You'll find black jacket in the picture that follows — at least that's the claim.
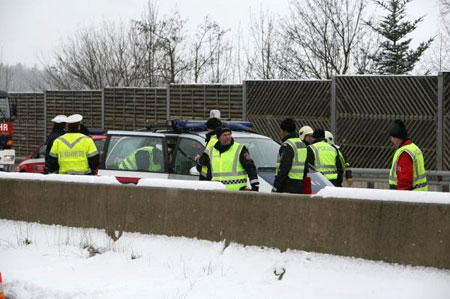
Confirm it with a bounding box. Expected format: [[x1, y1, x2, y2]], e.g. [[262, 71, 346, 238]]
[[200, 138, 259, 190], [196, 130, 218, 181], [273, 132, 304, 194], [304, 138, 343, 187], [44, 126, 66, 172], [46, 127, 99, 174]]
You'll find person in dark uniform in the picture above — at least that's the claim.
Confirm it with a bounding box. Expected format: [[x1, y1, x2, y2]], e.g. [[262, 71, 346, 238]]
[[304, 128, 343, 187], [195, 117, 222, 180], [203, 126, 259, 191], [44, 115, 67, 173], [272, 118, 307, 194]]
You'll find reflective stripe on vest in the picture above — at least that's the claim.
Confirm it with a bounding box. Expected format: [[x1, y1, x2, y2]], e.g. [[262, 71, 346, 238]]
[[276, 137, 307, 180], [50, 133, 98, 175], [201, 135, 218, 177], [309, 141, 338, 180], [389, 143, 428, 191], [209, 142, 247, 190]]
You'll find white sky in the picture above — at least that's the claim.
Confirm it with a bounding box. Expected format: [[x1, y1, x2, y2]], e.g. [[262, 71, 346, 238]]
[[0, 0, 440, 67]]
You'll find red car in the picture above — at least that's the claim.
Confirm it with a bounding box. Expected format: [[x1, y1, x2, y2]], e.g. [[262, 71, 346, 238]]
[[17, 135, 106, 173]]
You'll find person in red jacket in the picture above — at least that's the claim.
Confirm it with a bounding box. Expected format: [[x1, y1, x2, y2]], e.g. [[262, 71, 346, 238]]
[[389, 120, 427, 190]]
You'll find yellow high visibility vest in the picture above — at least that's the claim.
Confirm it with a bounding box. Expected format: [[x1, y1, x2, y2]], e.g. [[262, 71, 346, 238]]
[[389, 143, 428, 191], [49, 133, 98, 174], [209, 142, 247, 190], [309, 141, 338, 180], [276, 137, 307, 180], [119, 146, 162, 172], [201, 135, 218, 177]]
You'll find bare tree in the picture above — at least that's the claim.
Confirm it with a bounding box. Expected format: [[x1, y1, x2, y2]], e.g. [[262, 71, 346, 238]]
[[0, 62, 14, 91], [42, 20, 145, 89], [279, 0, 373, 79], [245, 8, 282, 79], [190, 17, 230, 83]]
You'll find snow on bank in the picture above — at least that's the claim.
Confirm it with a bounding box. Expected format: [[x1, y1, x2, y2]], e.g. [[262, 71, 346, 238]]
[[0, 220, 449, 299], [317, 186, 450, 204], [137, 178, 225, 190], [0, 172, 225, 190]]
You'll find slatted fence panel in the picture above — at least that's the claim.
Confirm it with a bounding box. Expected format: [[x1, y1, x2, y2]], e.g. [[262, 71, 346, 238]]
[[336, 76, 438, 169], [103, 88, 167, 130], [45, 90, 102, 135], [168, 84, 243, 120], [245, 80, 331, 141], [9, 93, 45, 157]]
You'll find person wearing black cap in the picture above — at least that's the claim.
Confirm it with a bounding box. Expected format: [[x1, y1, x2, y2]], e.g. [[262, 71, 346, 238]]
[[195, 117, 222, 180], [202, 125, 259, 191], [388, 120, 427, 191], [272, 118, 307, 194], [44, 115, 67, 174], [304, 128, 343, 187], [47, 114, 99, 175]]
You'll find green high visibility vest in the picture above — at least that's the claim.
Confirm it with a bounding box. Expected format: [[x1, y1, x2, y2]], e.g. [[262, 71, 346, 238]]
[[209, 142, 247, 190], [276, 137, 307, 180], [119, 146, 162, 172], [49, 133, 98, 175], [309, 141, 338, 180], [389, 143, 428, 191], [201, 135, 218, 177]]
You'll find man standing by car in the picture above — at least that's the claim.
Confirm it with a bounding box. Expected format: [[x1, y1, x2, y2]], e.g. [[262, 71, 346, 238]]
[[304, 128, 343, 187], [195, 117, 222, 180], [47, 114, 99, 175], [44, 115, 67, 173], [272, 119, 307, 194], [203, 126, 259, 191], [388, 120, 427, 191]]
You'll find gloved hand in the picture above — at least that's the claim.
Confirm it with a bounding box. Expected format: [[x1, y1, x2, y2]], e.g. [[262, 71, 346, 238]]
[[346, 178, 353, 187], [251, 183, 259, 192], [271, 187, 278, 193]]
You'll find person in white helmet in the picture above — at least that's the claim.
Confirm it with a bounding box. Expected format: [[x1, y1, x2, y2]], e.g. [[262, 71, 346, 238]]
[[299, 125, 314, 146], [325, 131, 353, 187], [44, 115, 67, 173]]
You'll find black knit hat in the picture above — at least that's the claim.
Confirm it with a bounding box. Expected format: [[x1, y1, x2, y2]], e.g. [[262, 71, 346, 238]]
[[390, 120, 408, 139], [216, 126, 232, 138], [280, 118, 296, 133], [206, 117, 222, 130], [312, 128, 325, 139]]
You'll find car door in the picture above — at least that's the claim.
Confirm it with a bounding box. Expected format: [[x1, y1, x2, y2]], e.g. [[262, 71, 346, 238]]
[[169, 136, 204, 181], [97, 131, 169, 181]]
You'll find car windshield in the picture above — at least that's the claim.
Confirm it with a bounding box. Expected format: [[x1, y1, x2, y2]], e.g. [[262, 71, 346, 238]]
[[105, 135, 164, 172], [234, 137, 279, 170]]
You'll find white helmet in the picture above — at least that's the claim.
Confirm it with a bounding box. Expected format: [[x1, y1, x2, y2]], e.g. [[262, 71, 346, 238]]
[[325, 130, 334, 144], [299, 125, 314, 140], [51, 115, 67, 123], [209, 109, 221, 119]]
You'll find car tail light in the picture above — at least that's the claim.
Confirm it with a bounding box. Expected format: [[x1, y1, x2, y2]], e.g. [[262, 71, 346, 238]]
[[6, 140, 13, 146]]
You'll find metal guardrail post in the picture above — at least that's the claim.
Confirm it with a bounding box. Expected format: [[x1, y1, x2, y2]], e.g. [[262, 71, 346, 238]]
[[43, 90, 47, 140], [242, 80, 247, 120], [437, 72, 444, 192], [101, 88, 105, 130], [331, 75, 337, 137], [167, 84, 171, 121]]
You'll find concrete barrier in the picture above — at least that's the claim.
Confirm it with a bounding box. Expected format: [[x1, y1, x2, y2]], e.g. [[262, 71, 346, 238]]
[[1, 178, 449, 269]]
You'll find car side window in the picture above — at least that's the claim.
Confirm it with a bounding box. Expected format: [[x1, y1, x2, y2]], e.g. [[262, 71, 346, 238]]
[[38, 145, 47, 157], [105, 135, 165, 173], [173, 138, 204, 175]]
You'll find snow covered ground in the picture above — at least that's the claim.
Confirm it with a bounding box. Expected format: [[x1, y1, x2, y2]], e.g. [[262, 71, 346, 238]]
[[1, 220, 449, 299]]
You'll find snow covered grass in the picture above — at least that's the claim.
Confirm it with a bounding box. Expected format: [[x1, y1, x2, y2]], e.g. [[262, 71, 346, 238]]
[[0, 219, 449, 299]]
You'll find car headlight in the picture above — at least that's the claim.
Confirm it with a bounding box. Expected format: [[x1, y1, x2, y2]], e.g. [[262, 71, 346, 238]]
[[3, 155, 15, 162]]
